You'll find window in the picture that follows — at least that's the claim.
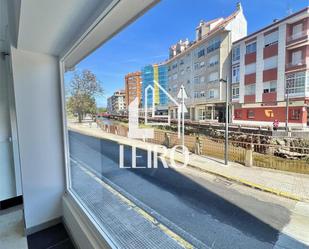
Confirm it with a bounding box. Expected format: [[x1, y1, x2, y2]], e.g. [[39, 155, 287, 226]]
[[194, 76, 199, 84], [198, 109, 205, 120], [247, 110, 255, 119], [292, 23, 303, 39], [200, 75, 205, 83], [246, 42, 256, 54], [172, 73, 178, 80], [232, 46, 240, 61], [208, 89, 218, 99], [286, 71, 306, 94], [245, 63, 256, 74], [180, 69, 185, 75], [290, 109, 301, 120], [207, 36, 221, 53], [194, 62, 199, 70], [198, 48, 205, 58], [186, 66, 191, 72], [208, 55, 219, 68], [208, 71, 219, 82], [291, 50, 302, 65], [172, 63, 177, 69], [200, 61, 205, 68], [264, 31, 278, 47], [232, 65, 240, 83], [264, 56, 277, 70], [245, 84, 255, 95], [180, 59, 184, 65], [263, 81, 277, 93], [200, 91, 205, 97], [232, 85, 240, 99]]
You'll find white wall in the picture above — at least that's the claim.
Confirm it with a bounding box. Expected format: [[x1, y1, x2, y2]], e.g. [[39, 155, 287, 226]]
[[11, 47, 65, 231]]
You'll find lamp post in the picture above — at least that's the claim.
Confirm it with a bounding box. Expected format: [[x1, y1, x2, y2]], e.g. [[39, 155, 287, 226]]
[[220, 77, 229, 165], [285, 76, 289, 131]]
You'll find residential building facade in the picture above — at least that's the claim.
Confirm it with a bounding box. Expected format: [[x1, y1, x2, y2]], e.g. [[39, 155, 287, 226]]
[[107, 90, 126, 114], [166, 3, 247, 121], [125, 71, 142, 108], [232, 7, 309, 127], [141, 63, 168, 113]]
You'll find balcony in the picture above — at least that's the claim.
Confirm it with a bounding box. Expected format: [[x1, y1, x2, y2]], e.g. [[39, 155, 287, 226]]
[[244, 94, 256, 103], [286, 30, 309, 46], [286, 60, 307, 72], [262, 92, 277, 102]]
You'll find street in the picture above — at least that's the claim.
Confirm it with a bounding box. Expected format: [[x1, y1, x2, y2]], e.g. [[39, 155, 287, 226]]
[[69, 130, 309, 249]]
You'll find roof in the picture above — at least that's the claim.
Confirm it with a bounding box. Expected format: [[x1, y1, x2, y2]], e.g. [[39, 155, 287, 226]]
[[166, 7, 241, 63], [233, 6, 309, 44]]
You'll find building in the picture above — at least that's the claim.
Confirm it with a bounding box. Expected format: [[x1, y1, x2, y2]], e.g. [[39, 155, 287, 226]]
[[141, 63, 169, 113], [167, 3, 247, 121], [125, 71, 142, 108], [107, 90, 126, 114], [232, 7, 309, 128]]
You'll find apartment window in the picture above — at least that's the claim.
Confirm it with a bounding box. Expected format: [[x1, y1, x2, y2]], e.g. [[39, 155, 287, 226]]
[[200, 61, 205, 68], [264, 56, 277, 70], [263, 81, 277, 93], [245, 84, 255, 95], [264, 31, 278, 47], [286, 71, 306, 94], [200, 75, 205, 83], [180, 59, 184, 65], [232, 46, 240, 61], [208, 89, 218, 99], [173, 73, 178, 80], [245, 63, 256, 74], [198, 48, 205, 58], [246, 42, 256, 54], [180, 69, 185, 75], [200, 91, 205, 97], [291, 50, 302, 65], [198, 109, 206, 120], [232, 65, 240, 83], [208, 55, 219, 68], [172, 63, 178, 69], [232, 85, 240, 99], [247, 110, 255, 119], [292, 23, 303, 39], [290, 109, 301, 120], [194, 76, 199, 84], [208, 71, 219, 82], [207, 36, 221, 53], [194, 91, 200, 98], [194, 62, 199, 70], [186, 66, 191, 72]]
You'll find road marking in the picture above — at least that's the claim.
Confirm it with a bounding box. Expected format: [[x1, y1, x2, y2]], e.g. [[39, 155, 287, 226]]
[[71, 158, 195, 249]]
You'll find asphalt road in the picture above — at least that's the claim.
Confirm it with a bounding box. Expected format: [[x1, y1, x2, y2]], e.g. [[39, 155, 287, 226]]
[[68, 130, 306, 249]]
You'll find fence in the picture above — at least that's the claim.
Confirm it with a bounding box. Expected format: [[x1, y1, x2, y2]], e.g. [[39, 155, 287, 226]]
[[97, 121, 309, 174]]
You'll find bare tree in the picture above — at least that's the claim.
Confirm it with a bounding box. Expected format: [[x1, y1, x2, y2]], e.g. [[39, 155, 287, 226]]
[[67, 70, 103, 123]]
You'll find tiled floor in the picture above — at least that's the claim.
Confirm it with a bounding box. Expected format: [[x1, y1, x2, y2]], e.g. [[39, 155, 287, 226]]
[[27, 223, 75, 249]]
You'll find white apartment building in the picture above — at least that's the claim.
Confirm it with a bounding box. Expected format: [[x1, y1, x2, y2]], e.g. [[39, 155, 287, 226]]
[[107, 90, 126, 114], [167, 3, 247, 122], [232, 7, 309, 127]]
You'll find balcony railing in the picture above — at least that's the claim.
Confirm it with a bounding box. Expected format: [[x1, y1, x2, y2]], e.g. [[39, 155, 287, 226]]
[[287, 30, 308, 44], [286, 60, 306, 69]]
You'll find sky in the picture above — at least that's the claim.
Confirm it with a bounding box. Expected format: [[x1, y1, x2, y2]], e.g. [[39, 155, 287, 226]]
[[65, 0, 309, 107]]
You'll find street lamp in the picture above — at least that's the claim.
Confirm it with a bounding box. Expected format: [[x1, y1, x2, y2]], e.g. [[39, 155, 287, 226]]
[[285, 76, 289, 131], [220, 77, 229, 165]]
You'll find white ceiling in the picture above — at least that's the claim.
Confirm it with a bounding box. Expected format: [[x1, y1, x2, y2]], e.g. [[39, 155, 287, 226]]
[[17, 0, 114, 56]]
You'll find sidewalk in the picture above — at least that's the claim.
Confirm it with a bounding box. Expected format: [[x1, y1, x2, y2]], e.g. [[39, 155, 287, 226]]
[[68, 122, 309, 202]]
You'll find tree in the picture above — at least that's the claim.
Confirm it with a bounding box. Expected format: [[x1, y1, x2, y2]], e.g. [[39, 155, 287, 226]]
[[67, 70, 103, 123]]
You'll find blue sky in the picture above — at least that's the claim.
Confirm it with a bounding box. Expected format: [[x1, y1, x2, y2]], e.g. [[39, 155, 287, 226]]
[[65, 0, 308, 107]]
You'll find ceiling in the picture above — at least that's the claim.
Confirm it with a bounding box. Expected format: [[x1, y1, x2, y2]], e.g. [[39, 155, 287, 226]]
[[17, 0, 115, 56]]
